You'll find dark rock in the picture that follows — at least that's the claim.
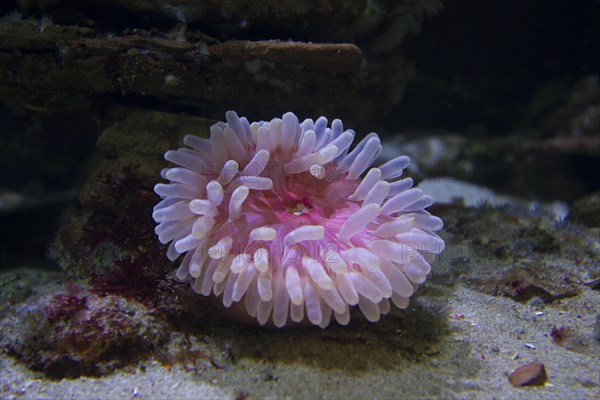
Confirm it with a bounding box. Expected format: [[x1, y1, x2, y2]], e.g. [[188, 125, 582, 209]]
[[497, 265, 579, 303], [1, 3, 443, 127], [0, 268, 64, 311], [570, 191, 600, 227], [208, 40, 362, 73], [19, 0, 376, 41], [520, 75, 600, 157], [0, 17, 362, 115]]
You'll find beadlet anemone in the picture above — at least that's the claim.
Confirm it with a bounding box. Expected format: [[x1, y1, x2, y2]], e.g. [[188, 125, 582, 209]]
[[152, 111, 445, 328]]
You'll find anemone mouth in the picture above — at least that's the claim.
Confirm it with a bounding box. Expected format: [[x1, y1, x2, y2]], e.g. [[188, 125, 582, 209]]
[[284, 198, 311, 216], [252, 161, 360, 225], [153, 111, 445, 328]]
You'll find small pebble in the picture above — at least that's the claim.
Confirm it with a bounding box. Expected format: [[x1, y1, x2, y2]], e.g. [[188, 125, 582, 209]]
[[509, 362, 548, 387]]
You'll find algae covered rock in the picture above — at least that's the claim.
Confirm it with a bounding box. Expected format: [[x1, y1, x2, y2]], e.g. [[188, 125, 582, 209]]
[[2, 290, 170, 378], [52, 110, 211, 279]]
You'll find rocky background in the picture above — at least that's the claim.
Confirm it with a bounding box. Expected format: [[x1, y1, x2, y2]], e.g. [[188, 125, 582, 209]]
[[0, 0, 599, 398]]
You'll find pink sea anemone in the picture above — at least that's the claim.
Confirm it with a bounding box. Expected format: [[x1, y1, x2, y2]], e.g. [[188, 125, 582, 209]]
[[153, 111, 445, 328]]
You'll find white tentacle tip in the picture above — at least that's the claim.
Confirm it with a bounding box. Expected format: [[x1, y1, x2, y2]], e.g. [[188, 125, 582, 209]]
[[284, 225, 325, 246], [250, 227, 277, 241]]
